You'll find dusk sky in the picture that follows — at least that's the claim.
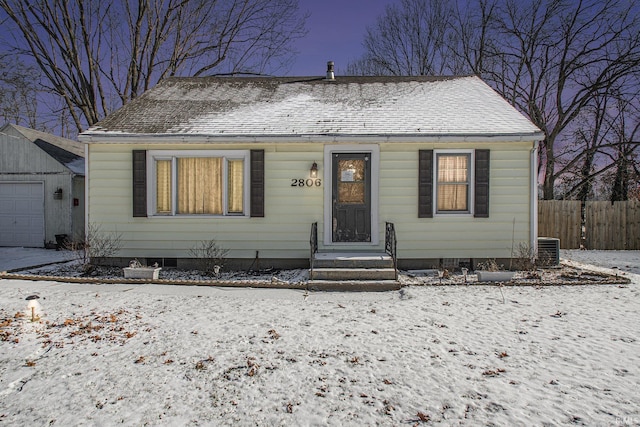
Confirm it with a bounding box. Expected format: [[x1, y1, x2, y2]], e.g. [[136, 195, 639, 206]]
[[287, 0, 393, 76]]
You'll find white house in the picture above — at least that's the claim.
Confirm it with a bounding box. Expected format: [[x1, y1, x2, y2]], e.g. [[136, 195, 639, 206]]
[[79, 71, 543, 272]]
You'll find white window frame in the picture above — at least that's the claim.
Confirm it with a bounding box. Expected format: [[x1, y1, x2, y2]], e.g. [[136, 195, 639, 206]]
[[434, 149, 474, 216], [146, 150, 250, 217]]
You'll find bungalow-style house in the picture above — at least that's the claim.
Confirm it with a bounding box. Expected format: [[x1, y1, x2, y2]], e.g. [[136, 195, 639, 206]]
[[0, 124, 85, 248], [79, 68, 543, 274]]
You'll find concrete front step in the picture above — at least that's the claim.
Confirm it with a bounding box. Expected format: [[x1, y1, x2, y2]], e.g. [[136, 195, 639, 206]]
[[310, 267, 397, 281], [312, 252, 394, 269], [307, 280, 401, 292]]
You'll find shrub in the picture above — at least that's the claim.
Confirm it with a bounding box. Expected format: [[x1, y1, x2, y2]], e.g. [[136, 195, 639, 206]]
[[513, 242, 537, 271], [189, 239, 229, 277], [68, 223, 123, 273]]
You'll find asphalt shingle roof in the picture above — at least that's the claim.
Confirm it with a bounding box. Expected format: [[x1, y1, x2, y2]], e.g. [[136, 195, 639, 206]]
[[5, 124, 85, 156], [83, 75, 542, 140]]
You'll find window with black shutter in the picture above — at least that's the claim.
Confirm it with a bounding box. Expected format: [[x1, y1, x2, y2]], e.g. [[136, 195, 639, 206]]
[[250, 149, 265, 217], [418, 150, 433, 218], [136, 149, 264, 218], [418, 149, 490, 218], [132, 150, 147, 217], [474, 149, 490, 218]]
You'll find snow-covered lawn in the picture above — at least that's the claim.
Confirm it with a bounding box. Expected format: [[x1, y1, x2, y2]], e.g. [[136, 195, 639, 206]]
[[562, 249, 640, 275], [0, 250, 639, 426]]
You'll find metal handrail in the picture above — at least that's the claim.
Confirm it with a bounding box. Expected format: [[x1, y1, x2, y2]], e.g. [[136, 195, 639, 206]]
[[310, 222, 318, 276], [385, 222, 398, 280]]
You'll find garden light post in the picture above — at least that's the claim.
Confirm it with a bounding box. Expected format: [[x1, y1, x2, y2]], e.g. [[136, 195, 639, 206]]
[[26, 295, 41, 322]]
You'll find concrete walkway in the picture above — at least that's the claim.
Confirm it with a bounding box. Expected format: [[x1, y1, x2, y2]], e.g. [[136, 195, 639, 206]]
[[0, 247, 76, 272]]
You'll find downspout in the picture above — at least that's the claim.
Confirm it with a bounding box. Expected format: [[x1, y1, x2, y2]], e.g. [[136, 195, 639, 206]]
[[68, 172, 74, 241], [84, 143, 89, 240], [530, 141, 539, 253]]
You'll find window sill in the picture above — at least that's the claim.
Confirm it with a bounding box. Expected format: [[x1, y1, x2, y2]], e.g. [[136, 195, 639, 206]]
[[434, 212, 473, 218], [148, 214, 249, 218]]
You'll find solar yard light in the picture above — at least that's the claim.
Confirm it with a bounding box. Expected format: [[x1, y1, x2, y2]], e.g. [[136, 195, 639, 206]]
[[26, 295, 41, 322]]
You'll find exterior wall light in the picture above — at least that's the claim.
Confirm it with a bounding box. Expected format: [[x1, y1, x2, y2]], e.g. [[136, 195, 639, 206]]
[[53, 188, 63, 199], [310, 162, 318, 178]]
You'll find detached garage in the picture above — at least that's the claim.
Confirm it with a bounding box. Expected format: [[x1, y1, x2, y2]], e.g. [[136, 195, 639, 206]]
[[0, 124, 85, 248]]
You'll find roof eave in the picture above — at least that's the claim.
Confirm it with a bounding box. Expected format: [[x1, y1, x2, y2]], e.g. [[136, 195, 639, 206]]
[[79, 131, 545, 144]]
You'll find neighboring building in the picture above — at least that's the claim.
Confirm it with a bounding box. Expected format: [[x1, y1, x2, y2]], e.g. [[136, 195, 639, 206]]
[[0, 124, 85, 247], [79, 71, 543, 270]]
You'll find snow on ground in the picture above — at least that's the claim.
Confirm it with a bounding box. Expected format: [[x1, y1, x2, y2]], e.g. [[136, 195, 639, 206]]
[[0, 249, 639, 426], [562, 249, 640, 275]]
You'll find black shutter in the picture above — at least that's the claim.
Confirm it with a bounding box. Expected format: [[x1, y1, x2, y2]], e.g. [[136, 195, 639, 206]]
[[418, 150, 433, 218], [132, 150, 147, 217], [474, 149, 490, 218], [250, 149, 265, 217]]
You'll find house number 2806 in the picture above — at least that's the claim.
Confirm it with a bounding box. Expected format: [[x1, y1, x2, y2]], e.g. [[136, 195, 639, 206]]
[[291, 178, 322, 187]]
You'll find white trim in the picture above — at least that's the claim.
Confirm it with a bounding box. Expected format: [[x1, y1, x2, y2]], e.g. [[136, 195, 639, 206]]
[[323, 144, 380, 246], [433, 149, 475, 217], [146, 149, 250, 218]]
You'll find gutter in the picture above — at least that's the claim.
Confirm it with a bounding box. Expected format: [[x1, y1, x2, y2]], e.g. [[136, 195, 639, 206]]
[[78, 132, 545, 144]]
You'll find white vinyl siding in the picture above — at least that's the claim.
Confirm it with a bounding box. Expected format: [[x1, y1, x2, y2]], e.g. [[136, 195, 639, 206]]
[[380, 143, 533, 259], [88, 144, 323, 259], [87, 141, 533, 261]]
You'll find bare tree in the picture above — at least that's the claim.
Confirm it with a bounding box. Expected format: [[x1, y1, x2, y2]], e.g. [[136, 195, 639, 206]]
[[348, 0, 640, 199], [606, 96, 640, 201], [0, 55, 40, 127], [557, 89, 640, 201], [347, 0, 460, 76], [486, 0, 640, 199], [443, 0, 504, 77], [0, 0, 307, 133], [559, 96, 613, 202]]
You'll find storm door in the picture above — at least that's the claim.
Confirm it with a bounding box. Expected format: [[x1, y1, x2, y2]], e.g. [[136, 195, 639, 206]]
[[332, 153, 371, 242]]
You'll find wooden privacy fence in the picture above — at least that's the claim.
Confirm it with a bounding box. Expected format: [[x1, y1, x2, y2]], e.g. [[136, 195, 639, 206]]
[[538, 200, 640, 250]]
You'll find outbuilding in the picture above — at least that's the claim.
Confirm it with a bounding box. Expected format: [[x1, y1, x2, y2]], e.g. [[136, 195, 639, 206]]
[[0, 124, 85, 248], [79, 70, 543, 272]]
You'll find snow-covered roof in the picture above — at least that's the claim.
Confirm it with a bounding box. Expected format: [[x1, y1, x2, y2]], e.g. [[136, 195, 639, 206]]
[[81, 75, 543, 141], [1, 123, 85, 175]]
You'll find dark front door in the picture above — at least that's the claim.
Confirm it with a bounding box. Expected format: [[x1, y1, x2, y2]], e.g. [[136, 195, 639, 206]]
[[332, 153, 371, 242]]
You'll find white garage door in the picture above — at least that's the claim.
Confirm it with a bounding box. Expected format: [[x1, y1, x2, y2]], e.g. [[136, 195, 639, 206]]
[[0, 182, 45, 247]]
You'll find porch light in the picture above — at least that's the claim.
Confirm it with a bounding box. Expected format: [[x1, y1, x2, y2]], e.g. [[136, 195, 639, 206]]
[[53, 188, 63, 199], [310, 162, 318, 178], [26, 295, 41, 322]]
